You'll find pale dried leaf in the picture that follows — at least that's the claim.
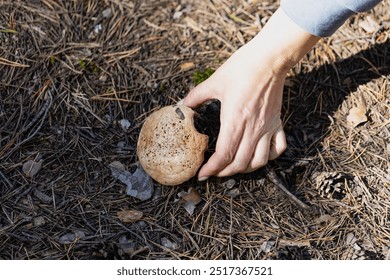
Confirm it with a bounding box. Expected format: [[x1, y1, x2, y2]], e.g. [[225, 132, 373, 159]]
[[184, 201, 198, 215], [109, 160, 126, 171], [346, 232, 357, 245], [359, 15, 380, 33], [226, 188, 240, 198], [315, 214, 333, 224], [119, 119, 131, 131], [260, 240, 275, 253], [22, 159, 43, 177], [222, 179, 236, 189], [161, 237, 179, 250], [346, 101, 368, 128], [33, 216, 46, 227], [117, 209, 143, 223], [102, 8, 112, 18], [353, 243, 362, 251], [58, 230, 86, 244], [109, 161, 154, 201], [118, 235, 137, 255]]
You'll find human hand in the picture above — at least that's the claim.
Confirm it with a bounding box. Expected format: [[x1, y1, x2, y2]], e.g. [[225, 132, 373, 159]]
[[183, 8, 319, 180], [183, 45, 287, 179]]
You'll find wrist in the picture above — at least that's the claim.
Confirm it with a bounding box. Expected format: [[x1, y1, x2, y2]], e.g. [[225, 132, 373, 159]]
[[249, 8, 320, 74]]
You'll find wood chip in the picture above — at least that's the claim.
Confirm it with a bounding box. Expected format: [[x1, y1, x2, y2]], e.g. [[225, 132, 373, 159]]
[[117, 209, 143, 223], [180, 61, 195, 71]]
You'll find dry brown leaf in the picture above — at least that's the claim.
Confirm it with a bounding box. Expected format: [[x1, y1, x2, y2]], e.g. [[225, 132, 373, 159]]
[[180, 61, 195, 71], [178, 187, 202, 204], [346, 99, 368, 128], [177, 187, 202, 215], [117, 209, 143, 223]]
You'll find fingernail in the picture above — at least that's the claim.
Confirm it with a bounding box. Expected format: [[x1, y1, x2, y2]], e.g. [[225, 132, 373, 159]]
[[198, 176, 209, 182]]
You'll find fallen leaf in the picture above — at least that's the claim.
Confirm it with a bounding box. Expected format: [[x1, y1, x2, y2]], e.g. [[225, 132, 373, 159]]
[[359, 15, 380, 33], [58, 230, 86, 244], [22, 159, 43, 177], [118, 235, 137, 255], [117, 209, 143, 223], [179, 187, 202, 204], [177, 187, 202, 215], [33, 216, 46, 227], [109, 161, 154, 201], [315, 214, 333, 224], [260, 240, 275, 253], [119, 119, 131, 131], [161, 237, 179, 250], [180, 62, 195, 71], [226, 188, 240, 198], [346, 232, 357, 245], [222, 179, 236, 189], [346, 99, 368, 128]]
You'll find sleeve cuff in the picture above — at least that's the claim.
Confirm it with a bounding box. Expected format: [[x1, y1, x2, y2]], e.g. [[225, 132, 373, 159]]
[[281, 0, 382, 37]]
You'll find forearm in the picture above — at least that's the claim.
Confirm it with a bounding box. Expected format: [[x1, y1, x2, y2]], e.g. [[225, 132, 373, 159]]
[[243, 8, 320, 75]]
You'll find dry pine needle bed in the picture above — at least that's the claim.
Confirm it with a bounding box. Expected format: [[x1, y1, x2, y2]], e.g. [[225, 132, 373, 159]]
[[0, 0, 389, 260]]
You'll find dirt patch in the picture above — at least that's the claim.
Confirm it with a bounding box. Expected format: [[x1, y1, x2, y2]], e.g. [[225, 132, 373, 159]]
[[0, 0, 389, 259]]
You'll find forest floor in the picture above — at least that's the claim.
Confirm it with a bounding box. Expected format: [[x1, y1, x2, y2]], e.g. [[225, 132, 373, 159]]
[[0, 0, 389, 259]]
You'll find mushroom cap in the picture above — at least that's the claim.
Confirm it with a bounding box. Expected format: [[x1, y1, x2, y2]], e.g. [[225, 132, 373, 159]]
[[137, 105, 209, 186]]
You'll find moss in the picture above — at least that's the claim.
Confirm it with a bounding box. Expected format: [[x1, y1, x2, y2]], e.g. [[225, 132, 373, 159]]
[[49, 56, 56, 66], [79, 59, 99, 74], [192, 67, 215, 85]]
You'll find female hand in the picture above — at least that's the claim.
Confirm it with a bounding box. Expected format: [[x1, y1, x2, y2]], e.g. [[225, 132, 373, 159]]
[[183, 8, 320, 180]]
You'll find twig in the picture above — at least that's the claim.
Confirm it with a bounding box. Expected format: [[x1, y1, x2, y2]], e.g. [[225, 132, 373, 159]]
[[0, 57, 30, 68], [265, 166, 311, 211]]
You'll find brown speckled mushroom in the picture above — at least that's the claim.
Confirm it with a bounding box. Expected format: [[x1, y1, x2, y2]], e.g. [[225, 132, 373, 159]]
[[137, 105, 209, 186]]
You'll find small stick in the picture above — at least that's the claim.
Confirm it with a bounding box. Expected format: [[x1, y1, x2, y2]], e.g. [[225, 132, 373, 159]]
[[265, 166, 311, 211]]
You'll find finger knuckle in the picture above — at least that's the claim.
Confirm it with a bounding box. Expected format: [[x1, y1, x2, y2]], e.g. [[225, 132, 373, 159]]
[[232, 162, 247, 173], [215, 150, 234, 164]]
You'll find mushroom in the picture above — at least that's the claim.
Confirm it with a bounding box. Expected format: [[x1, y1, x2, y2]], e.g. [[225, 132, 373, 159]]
[[137, 105, 208, 186]]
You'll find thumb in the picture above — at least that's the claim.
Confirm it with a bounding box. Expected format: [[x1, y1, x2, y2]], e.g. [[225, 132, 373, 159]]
[[183, 81, 215, 108]]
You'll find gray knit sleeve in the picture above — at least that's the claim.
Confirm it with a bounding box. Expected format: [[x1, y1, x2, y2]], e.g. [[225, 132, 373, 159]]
[[280, 0, 383, 37]]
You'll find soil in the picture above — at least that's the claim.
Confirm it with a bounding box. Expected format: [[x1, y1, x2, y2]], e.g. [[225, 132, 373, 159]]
[[0, 0, 389, 260]]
